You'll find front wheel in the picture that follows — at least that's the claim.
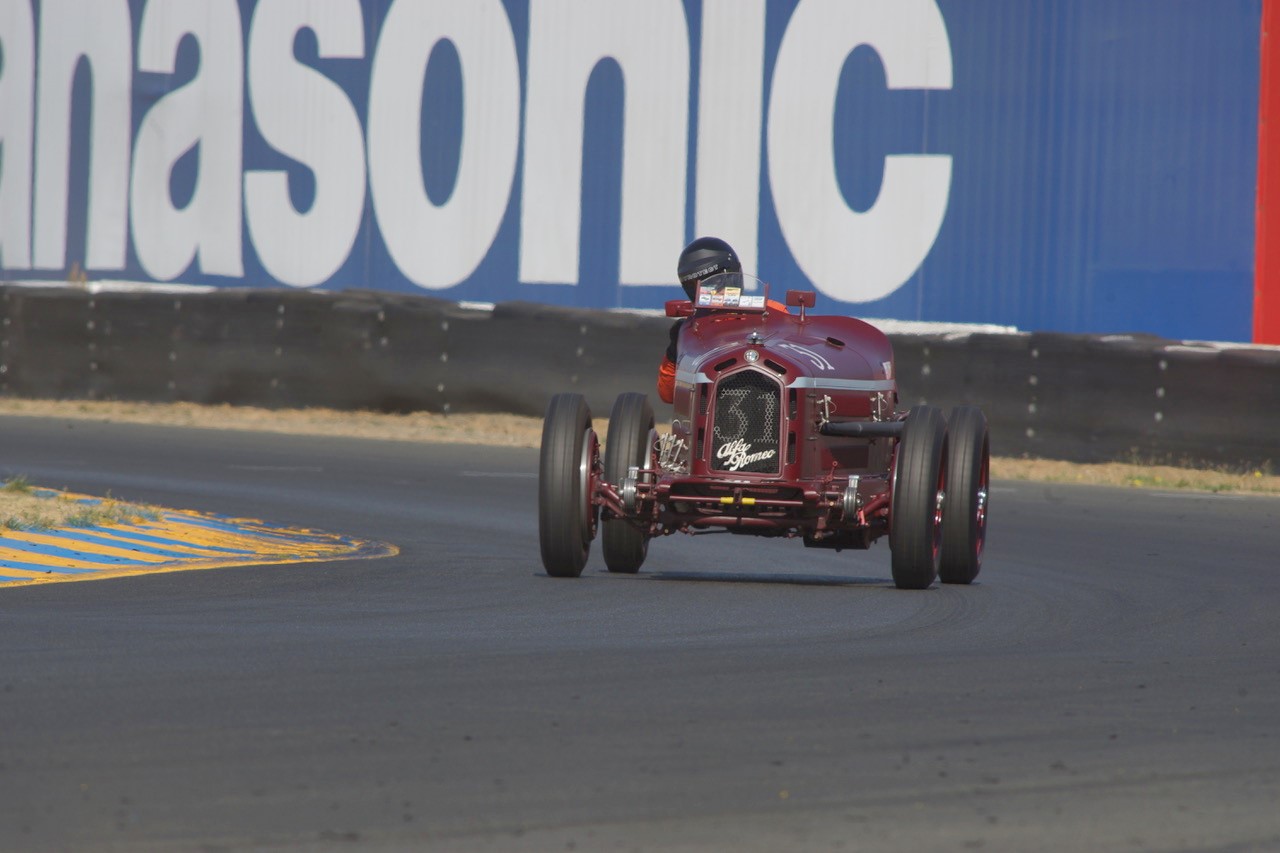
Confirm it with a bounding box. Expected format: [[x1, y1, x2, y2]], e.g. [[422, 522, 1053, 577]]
[[538, 394, 598, 577], [889, 405, 948, 590], [940, 406, 989, 584], [602, 392, 654, 573]]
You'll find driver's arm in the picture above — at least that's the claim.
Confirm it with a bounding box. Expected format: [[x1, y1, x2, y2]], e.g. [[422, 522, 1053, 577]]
[[655, 319, 683, 404], [657, 358, 676, 404]]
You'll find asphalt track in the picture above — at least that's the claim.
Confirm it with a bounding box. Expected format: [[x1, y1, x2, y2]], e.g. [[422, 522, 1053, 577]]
[[1, 415, 1278, 852]]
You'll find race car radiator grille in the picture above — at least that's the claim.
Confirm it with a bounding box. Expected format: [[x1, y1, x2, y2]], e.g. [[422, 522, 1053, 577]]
[[711, 370, 781, 474]]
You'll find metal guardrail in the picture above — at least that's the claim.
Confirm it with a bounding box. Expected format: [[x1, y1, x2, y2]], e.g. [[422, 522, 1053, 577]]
[[1, 286, 1276, 469]]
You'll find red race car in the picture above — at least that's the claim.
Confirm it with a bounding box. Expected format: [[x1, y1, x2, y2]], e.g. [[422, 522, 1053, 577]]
[[538, 273, 989, 590]]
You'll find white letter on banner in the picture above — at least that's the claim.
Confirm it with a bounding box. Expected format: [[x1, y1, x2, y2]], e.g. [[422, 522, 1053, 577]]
[[245, 0, 365, 287], [32, 0, 132, 271], [521, 0, 689, 286], [695, 0, 766, 277], [131, 0, 244, 280], [768, 0, 952, 303], [0, 0, 35, 269], [367, 0, 519, 289]]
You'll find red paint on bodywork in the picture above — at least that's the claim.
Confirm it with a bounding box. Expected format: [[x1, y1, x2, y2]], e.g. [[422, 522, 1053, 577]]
[[644, 300, 901, 542]]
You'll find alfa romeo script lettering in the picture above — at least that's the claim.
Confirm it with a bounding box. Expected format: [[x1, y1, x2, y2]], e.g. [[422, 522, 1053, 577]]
[[716, 439, 776, 472]]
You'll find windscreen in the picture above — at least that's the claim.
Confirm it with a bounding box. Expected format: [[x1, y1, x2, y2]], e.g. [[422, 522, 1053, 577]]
[[694, 273, 768, 311]]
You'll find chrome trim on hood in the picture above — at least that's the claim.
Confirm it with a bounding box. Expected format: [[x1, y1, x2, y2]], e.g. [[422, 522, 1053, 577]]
[[785, 377, 898, 392], [676, 369, 713, 385]]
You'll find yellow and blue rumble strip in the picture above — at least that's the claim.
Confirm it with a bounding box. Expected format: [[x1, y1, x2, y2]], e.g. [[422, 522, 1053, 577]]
[[0, 490, 396, 588]]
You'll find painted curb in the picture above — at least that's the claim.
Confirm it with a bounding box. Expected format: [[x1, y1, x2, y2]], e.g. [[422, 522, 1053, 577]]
[[0, 491, 397, 588]]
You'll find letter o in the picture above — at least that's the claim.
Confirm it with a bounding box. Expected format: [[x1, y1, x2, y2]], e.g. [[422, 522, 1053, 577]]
[[367, 0, 520, 289]]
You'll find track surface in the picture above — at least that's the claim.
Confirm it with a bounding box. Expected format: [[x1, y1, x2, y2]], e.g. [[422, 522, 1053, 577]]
[[1, 416, 1277, 852]]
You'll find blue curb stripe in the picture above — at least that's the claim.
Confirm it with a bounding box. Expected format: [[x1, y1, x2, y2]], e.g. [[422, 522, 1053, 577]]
[[81, 526, 253, 554], [1, 487, 398, 587], [161, 513, 314, 541], [36, 529, 226, 559], [0, 539, 152, 565], [160, 514, 349, 547], [0, 562, 103, 574]]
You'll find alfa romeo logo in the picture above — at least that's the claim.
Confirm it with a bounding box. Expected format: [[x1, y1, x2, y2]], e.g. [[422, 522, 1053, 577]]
[[716, 439, 777, 473]]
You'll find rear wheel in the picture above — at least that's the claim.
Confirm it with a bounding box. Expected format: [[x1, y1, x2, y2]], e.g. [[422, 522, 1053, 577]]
[[889, 405, 948, 590], [602, 393, 654, 573], [940, 406, 989, 584], [538, 394, 598, 577]]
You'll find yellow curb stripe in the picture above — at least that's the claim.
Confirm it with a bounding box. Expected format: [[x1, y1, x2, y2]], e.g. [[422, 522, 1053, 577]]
[[1, 530, 174, 563], [147, 520, 340, 553], [0, 543, 400, 587], [0, 566, 82, 579], [0, 548, 126, 569], [1, 490, 397, 589], [2, 545, 398, 587], [60, 528, 244, 558]]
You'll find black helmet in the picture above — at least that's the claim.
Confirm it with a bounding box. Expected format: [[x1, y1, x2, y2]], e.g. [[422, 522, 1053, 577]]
[[677, 236, 741, 299]]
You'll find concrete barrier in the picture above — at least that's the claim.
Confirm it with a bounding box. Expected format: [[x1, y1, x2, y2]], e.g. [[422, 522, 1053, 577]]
[[1, 285, 1276, 470]]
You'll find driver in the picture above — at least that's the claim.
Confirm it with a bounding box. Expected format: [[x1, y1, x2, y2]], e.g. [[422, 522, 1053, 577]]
[[656, 237, 786, 403], [656, 237, 739, 403]]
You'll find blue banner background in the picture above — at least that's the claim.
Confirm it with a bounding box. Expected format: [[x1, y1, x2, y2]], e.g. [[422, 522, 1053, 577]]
[[1, 0, 1262, 342]]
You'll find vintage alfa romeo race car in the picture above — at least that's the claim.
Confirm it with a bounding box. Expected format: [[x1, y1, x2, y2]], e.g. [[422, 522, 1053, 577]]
[[537, 274, 989, 590]]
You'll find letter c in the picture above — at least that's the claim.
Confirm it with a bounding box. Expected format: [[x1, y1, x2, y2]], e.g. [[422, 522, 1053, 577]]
[[768, 0, 953, 304]]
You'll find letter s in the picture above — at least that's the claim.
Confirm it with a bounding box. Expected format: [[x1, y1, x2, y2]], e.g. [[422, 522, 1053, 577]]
[[244, 0, 366, 287]]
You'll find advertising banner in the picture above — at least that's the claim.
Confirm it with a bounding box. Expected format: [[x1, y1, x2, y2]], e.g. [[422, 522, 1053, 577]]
[[0, 1, 1268, 341]]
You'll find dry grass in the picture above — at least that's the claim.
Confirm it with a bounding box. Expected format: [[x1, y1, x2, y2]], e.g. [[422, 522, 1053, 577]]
[[1, 397, 1277, 500], [2, 476, 161, 531], [0, 398, 548, 447], [992, 457, 1279, 495]]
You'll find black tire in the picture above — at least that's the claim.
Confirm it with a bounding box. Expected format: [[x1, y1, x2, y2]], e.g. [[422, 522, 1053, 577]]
[[538, 394, 597, 578], [940, 406, 989, 584], [602, 393, 654, 573], [889, 405, 948, 590]]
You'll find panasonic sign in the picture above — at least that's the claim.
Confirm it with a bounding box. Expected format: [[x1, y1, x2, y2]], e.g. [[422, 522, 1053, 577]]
[[0, 0, 952, 305]]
